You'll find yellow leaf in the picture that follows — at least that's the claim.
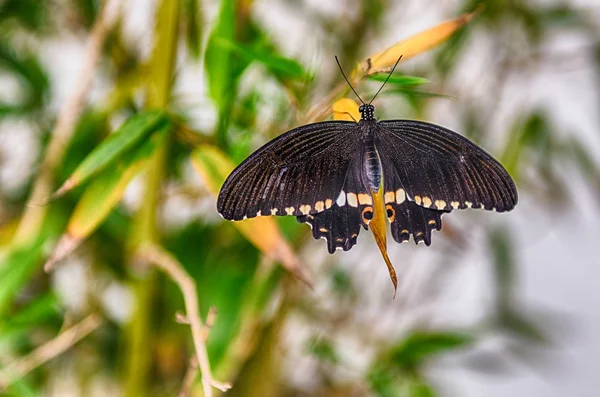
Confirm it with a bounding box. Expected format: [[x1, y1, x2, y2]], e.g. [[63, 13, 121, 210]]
[[191, 145, 312, 286], [369, 187, 397, 297], [332, 98, 360, 122], [359, 11, 476, 76]]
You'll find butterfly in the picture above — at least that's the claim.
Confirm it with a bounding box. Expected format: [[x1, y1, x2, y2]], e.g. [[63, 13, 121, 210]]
[[217, 58, 517, 294]]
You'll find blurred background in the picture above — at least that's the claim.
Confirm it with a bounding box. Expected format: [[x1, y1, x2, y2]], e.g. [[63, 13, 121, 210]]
[[1, 0, 599, 396]]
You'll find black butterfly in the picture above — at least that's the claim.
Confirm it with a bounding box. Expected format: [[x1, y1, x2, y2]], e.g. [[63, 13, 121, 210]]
[[217, 60, 517, 292]]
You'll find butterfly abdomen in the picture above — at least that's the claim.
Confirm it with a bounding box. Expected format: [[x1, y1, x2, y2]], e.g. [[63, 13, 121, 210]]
[[361, 122, 382, 192]]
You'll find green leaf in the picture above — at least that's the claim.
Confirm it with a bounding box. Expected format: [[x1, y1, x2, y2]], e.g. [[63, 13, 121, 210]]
[[214, 37, 306, 80], [388, 331, 474, 369], [204, 1, 259, 147], [501, 111, 552, 179], [0, 294, 60, 343], [73, 0, 99, 29], [204, 0, 236, 107], [367, 365, 400, 397], [408, 378, 438, 397], [489, 227, 514, 305], [44, 125, 170, 271], [540, 4, 586, 28], [0, 0, 49, 32], [307, 337, 339, 364], [434, 21, 470, 78], [0, 294, 59, 329], [0, 207, 67, 316], [53, 110, 168, 197], [498, 308, 547, 344], [367, 74, 432, 87], [0, 238, 45, 315], [68, 125, 170, 239], [6, 378, 41, 397], [0, 43, 49, 116], [183, 0, 203, 60], [390, 88, 455, 100]]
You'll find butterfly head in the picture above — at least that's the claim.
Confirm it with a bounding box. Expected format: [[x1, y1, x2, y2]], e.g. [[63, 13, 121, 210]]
[[359, 104, 375, 121]]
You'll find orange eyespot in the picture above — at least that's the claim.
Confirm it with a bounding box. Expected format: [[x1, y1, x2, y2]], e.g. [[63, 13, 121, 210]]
[[362, 207, 374, 223], [385, 204, 395, 222]]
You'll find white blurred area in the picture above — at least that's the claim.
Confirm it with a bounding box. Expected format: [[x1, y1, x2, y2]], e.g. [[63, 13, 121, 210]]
[[1, 0, 599, 396]]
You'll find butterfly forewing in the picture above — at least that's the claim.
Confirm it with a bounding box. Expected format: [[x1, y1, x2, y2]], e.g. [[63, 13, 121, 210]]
[[376, 120, 517, 213], [218, 121, 361, 220]]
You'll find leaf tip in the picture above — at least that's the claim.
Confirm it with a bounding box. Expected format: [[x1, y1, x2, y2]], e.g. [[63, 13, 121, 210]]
[[44, 233, 81, 272]]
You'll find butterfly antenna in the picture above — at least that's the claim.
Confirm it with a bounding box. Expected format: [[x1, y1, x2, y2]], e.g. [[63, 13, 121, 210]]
[[335, 56, 365, 105], [369, 55, 403, 105]]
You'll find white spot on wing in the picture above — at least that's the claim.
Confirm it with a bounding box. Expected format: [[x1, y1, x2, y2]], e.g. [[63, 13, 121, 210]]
[[347, 193, 358, 207], [396, 189, 406, 204], [336, 191, 346, 206]]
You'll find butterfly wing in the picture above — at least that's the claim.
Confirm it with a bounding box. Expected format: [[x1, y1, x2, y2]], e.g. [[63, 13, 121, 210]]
[[296, 153, 375, 253], [379, 150, 449, 245], [297, 205, 361, 253], [218, 121, 361, 220], [376, 120, 518, 213]]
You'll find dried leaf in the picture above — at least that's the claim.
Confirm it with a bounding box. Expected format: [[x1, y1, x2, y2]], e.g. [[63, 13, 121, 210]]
[[370, 188, 397, 296], [359, 11, 477, 76]]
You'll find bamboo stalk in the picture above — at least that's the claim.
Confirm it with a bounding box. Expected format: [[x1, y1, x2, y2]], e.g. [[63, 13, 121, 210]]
[[123, 0, 180, 396]]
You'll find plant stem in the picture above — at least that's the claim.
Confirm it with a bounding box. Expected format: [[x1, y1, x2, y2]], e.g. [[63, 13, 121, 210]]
[[14, 0, 118, 244], [123, 0, 180, 396]]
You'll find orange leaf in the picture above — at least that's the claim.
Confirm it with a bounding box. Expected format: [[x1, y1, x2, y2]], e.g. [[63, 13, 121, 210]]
[[359, 11, 477, 76], [369, 188, 397, 297]]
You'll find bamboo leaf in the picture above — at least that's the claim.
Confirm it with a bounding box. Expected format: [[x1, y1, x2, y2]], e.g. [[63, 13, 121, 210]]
[[52, 110, 168, 198], [0, 238, 45, 315], [390, 88, 456, 101], [44, 126, 170, 271], [409, 379, 438, 397], [367, 74, 432, 87], [204, 0, 235, 107], [183, 0, 203, 60], [359, 11, 477, 76], [0, 294, 59, 341], [388, 331, 474, 369], [0, 43, 49, 116], [214, 37, 306, 80], [190, 144, 312, 286]]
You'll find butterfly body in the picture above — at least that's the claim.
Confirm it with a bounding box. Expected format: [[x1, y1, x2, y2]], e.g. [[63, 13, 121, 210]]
[[217, 103, 517, 290]]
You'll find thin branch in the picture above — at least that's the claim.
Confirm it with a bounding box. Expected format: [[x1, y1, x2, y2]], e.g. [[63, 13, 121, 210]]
[[14, 0, 121, 243], [178, 358, 199, 397], [139, 243, 231, 397], [0, 314, 103, 390]]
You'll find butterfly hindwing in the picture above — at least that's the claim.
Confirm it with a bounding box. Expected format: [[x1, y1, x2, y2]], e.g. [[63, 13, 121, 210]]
[[297, 204, 361, 253], [380, 152, 449, 245], [296, 152, 375, 253], [387, 200, 446, 246], [376, 120, 518, 213], [217, 121, 361, 220]]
